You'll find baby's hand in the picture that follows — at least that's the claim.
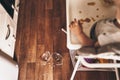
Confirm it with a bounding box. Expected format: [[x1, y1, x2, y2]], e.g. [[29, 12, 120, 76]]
[[69, 19, 83, 36]]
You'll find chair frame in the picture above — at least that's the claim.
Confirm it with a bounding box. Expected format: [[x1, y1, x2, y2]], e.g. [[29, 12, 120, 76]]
[[70, 52, 120, 80]]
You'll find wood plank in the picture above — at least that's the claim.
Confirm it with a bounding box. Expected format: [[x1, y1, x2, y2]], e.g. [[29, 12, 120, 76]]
[[36, 45, 53, 80], [15, 0, 27, 62], [26, 63, 35, 80], [53, 0, 61, 17], [44, 9, 54, 80], [37, 0, 45, 44], [36, 45, 45, 62], [27, 18, 37, 62], [44, 9, 53, 52], [18, 0, 26, 15], [29, 0, 38, 19], [18, 62, 27, 80], [35, 62, 40, 80], [53, 65, 62, 80], [52, 17, 68, 53], [74, 70, 116, 80], [45, 0, 53, 10], [52, 0, 68, 53], [59, 0, 66, 30], [38, 62, 53, 80], [19, 0, 31, 62], [52, 17, 61, 52], [62, 52, 72, 80], [15, 14, 24, 62], [37, 0, 45, 18], [99, 71, 116, 80], [37, 18, 45, 44]]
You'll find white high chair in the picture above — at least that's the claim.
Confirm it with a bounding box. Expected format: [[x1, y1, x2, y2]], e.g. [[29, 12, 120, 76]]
[[69, 50, 120, 80], [66, 0, 120, 80]]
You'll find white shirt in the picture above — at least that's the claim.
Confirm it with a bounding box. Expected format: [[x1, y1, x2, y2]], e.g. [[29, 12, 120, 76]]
[[95, 18, 120, 46]]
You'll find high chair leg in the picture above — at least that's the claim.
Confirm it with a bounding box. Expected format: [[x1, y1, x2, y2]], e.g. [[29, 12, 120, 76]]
[[114, 60, 119, 80], [70, 56, 81, 80]]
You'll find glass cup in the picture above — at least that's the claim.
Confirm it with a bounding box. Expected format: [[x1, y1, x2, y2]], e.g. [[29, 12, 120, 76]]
[[52, 52, 63, 65], [41, 51, 51, 62]]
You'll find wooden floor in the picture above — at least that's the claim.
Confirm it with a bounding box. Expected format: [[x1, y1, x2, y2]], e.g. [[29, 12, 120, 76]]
[[15, 0, 116, 80]]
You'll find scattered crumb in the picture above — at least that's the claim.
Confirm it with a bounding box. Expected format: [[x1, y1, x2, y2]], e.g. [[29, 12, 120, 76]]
[[91, 17, 96, 22], [87, 2, 96, 6], [79, 11, 82, 14], [80, 18, 91, 23], [96, 15, 99, 18], [96, 8, 99, 11]]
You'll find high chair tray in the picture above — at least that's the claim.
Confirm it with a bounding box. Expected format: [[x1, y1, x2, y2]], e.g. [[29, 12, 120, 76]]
[[66, 0, 116, 50]]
